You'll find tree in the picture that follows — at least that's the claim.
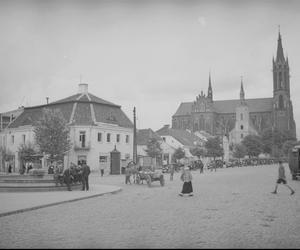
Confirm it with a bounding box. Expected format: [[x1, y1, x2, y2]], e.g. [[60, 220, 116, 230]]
[[242, 134, 263, 158], [144, 138, 162, 159], [18, 142, 37, 163], [205, 136, 223, 159], [34, 108, 72, 161], [261, 128, 297, 156], [172, 147, 185, 162], [190, 146, 205, 159], [233, 143, 247, 160]]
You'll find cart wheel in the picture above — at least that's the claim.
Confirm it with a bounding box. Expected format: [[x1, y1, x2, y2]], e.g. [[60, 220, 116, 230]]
[[146, 176, 152, 187]]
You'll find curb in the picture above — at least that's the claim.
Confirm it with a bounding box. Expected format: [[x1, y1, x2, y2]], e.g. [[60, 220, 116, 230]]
[[0, 187, 122, 218]]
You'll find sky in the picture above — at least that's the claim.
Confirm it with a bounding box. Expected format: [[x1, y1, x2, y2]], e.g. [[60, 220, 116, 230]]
[[0, 0, 300, 137]]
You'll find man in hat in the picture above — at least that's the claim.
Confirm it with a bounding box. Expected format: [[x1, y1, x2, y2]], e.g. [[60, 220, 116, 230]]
[[81, 163, 91, 191]]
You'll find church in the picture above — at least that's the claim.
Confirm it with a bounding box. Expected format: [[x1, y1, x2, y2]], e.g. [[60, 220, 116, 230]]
[[172, 31, 296, 142]]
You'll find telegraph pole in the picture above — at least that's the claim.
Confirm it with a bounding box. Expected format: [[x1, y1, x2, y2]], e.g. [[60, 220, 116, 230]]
[[133, 107, 137, 164]]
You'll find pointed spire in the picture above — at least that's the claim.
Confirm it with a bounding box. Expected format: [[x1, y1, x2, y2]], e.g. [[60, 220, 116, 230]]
[[207, 71, 213, 100], [276, 26, 285, 62], [240, 76, 245, 104]]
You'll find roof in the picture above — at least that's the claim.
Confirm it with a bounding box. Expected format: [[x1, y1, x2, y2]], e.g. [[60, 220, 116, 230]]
[[156, 126, 202, 147], [8, 92, 133, 129], [173, 98, 273, 116], [136, 128, 162, 145]]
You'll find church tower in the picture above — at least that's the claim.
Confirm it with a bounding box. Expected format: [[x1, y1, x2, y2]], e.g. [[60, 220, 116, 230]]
[[272, 30, 296, 137], [207, 72, 213, 101]]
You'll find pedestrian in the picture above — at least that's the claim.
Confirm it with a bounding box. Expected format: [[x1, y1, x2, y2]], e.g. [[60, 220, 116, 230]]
[[170, 164, 175, 181], [100, 166, 104, 177], [8, 164, 12, 173], [125, 166, 131, 184], [272, 160, 295, 195], [63, 166, 73, 191], [81, 163, 91, 191], [179, 166, 193, 197]]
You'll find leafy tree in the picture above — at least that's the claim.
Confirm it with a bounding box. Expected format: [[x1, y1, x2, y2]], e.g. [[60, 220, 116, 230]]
[[172, 147, 185, 162], [18, 142, 37, 162], [233, 143, 247, 160], [190, 146, 205, 159], [242, 134, 263, 158], [205, 136, 223, 159], [144, 137, 162, 159], [34, 108, 72, 161]]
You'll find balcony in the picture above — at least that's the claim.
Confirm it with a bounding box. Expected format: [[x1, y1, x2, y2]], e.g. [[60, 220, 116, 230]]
[[74, 141, 91, 151]]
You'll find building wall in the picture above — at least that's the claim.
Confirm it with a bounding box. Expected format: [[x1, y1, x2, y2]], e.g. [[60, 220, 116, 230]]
[[0, 123, 133, 174]]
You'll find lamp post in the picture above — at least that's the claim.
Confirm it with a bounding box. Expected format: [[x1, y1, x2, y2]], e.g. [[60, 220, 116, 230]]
[[133, 107, 137, 164]]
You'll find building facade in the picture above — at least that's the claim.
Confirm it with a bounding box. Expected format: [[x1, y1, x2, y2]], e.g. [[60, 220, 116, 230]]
[[172, 32, 296, 141], [0, 84, 134, 174]]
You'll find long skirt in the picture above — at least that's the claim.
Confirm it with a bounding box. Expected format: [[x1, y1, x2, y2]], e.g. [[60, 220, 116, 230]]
[[181, 181, 193, 194]]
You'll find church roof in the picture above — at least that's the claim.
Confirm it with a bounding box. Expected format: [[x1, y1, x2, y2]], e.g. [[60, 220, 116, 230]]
[[173, 98, 273, 116], [7, 89, 133, 129]]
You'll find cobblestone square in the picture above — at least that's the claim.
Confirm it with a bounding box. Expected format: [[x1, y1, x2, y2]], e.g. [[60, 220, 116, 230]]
[[1, 164, 300, 249]]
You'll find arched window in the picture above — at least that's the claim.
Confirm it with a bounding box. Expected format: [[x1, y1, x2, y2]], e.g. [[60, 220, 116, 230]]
[[278, 95, 284, 109]]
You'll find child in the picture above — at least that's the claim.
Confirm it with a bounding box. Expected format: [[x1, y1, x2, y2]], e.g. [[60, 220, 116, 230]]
[[272, 160, 295, 195]]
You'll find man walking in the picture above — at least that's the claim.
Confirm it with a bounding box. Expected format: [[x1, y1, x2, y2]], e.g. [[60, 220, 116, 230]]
[[82, 163, 91, 191], [272, 160, 295, 195]]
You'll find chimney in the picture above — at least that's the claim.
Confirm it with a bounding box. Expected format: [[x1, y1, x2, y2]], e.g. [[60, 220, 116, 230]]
[[78, 83, 88, 94]]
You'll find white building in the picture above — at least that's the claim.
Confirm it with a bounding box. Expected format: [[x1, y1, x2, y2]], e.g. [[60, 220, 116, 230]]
[[136, 128, 176, 166], [156, 125, 204, 159], [0, 83, 133, 174]]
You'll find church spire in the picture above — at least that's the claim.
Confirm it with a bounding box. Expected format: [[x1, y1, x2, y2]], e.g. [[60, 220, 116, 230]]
[[240, 76, 246, 105], [276, 26, 285, 62], [207, 71, 213, 101]]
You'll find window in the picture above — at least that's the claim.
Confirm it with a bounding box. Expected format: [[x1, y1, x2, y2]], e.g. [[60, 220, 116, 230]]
[[97, 133, 102, 142], [241, 133, 244, 139], [22, 134, 26, 144], [279, 95, 284, 109], [99, 156, 108, 163], [79, 131, 86, 148], [240, 125, 244, 130], [126, 135, 129, 143], [107, 133, 111, 142], [11, 135, 14, 144], [116, 134, 120, 143]]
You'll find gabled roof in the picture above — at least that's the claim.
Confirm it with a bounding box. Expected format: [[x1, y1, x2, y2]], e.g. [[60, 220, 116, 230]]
[[136, 128, 162, 145], [173, 98, 273, 116], [156, 126, 202, 147]]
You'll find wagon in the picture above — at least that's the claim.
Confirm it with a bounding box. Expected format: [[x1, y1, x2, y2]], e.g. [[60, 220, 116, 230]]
[[135, 167, 165, 187]]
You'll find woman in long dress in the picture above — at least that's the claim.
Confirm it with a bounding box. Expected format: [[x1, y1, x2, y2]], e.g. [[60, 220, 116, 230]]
[[179, 166, 193, 196]]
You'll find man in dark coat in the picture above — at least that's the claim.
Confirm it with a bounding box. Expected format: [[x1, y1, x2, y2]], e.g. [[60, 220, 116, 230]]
[[81, 163, 91, 191], [63, 166, 73, 191]]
